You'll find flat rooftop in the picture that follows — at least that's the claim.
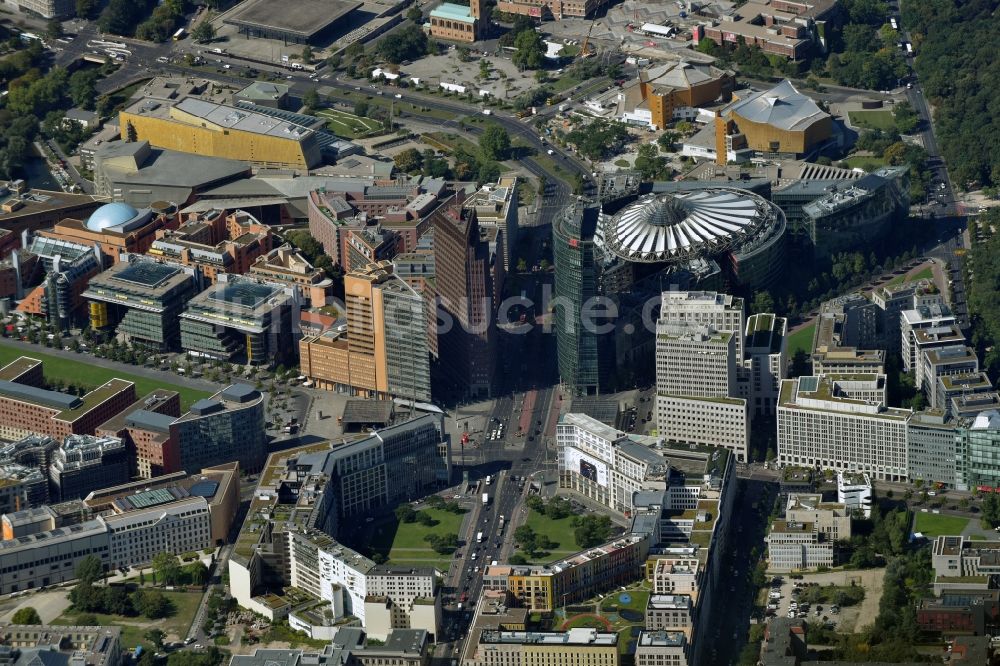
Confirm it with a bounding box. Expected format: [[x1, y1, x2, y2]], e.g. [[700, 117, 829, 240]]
[[224, 0, 362, 40], [176, 97, 314, 139], [0, 357, 41, 382]]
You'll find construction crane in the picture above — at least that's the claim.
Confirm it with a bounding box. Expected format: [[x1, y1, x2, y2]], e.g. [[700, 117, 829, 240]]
[[580, 17, 598, 57]]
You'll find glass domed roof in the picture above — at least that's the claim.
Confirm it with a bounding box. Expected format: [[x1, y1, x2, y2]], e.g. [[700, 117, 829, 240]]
[[86, 202, 139, 231]]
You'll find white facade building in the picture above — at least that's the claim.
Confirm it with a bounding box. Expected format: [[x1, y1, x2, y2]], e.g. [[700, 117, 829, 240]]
[[655, 395, 749, 461], [836, 471, 873, 518], [660, 291, 745, 360], [901, 304, 955, 372], [556, 413, 670, 515], [777, 375, 911, 481], [104, 496, 211, 570], [766, 520, 834, 572]]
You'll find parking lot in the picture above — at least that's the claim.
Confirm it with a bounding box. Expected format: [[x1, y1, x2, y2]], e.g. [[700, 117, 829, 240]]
[[764, 568, 885, 633]]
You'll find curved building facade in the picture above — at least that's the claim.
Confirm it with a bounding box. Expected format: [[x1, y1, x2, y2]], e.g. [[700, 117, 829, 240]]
[[727, 203, 787, 292], [601, 187, 787, 292]]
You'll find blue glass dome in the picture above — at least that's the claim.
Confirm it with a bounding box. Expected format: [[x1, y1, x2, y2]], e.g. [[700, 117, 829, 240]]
[[86, 202, 139, 231]]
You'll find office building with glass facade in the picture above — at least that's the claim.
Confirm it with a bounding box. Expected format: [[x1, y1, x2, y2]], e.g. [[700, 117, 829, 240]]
[[553, 202, 608, 396], [172, 384, 267, 472], [84, 256, 198, 350], [179, 274, 299, 365]]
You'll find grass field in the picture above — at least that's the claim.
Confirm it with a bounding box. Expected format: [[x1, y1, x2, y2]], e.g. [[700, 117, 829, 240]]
[[842, 155, 887, 171], [54, 589, 203, 650], [885, 265, 934, 288], [104, 79, 150, 114], [425, 132, 479, 155], [523, 510, 578, 561], [914, 512, 969, 538], [0, 346, 211, 410], [315, 107, 383, 139], [369, 508, 465, 568], [549, 74, 582, 93], [848, 110, 896, 130], [786, 321, 817, 359], [600, 589, 650, 615], [358, 95, 456, 122]]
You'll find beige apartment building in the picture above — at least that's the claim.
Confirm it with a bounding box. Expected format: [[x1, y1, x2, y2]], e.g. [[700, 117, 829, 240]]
[[469, 628, 619, 666]]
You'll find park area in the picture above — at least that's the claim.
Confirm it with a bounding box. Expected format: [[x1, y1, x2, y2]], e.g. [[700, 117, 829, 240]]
[[552, 586, 651, 657], [786, 321, 817, 359], [368, 507, 465, 569], [0, 346, 211, 410], [315, 106, 383, 139], [53, 589, 202, 653], [913, 511, 969, 538], [521, 509, 580, 562], [848, 110, 897, 131]]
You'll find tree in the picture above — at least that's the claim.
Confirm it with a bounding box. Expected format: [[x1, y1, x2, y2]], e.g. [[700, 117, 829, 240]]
[[68, 70, 99, 110], [378, 24, 427, 64], [76, 555, 104, 585], [46, 20, 63, 39], [395, 504, 417, 523], [512, 29, 544, 70], [479, 59, 491, 80], [103, 586, 132, 616], [146, 629, 166, 651], [354, 100, 370, 117], [479, 124, 510, 161], [302, 88, 320, 111], [751, 290, 775, 315], [152, 552, 181, 587], [191, 20, 216, 44], [133, 590, 170, 619], [574, 514, 612, 548], [415, 511, 435, 526], [657, 132, 679, 152], [406, 5, 422, 21], [11, 607, 41, 624], [513, 525, 537, 554], [633, 143, 669, 180], [394, 147, 423, 172], [508, 553, 528, 564], [76, 0, 97, 18], [302, 45, 313, 63], [545, 497, 572, 520], [185, 561, 209, 586]]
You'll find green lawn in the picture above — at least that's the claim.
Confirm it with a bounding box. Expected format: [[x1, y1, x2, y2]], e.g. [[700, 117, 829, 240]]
[[529, 152, 566, 179], [913, 512, 969, 538], [104, 79, 151, 114], [315, 107, 383, 139], [359, 95, 456, 122], [786, 321, 817, 358], [54, 589, 203, 650], [600, 589, 650, 614], [522, 509, 579, 561], [549, 74, 582, 93], [424, 132, 479, 155], [885, 265, 934, 288], [0, 346, 212, 411], [842, 155, 887, 171], [368, 508, 465, 568], [848, 110, 896, 130]]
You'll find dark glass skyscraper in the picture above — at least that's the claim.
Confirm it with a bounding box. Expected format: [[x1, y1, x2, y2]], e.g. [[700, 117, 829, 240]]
[[553, 202, 607, 396]]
